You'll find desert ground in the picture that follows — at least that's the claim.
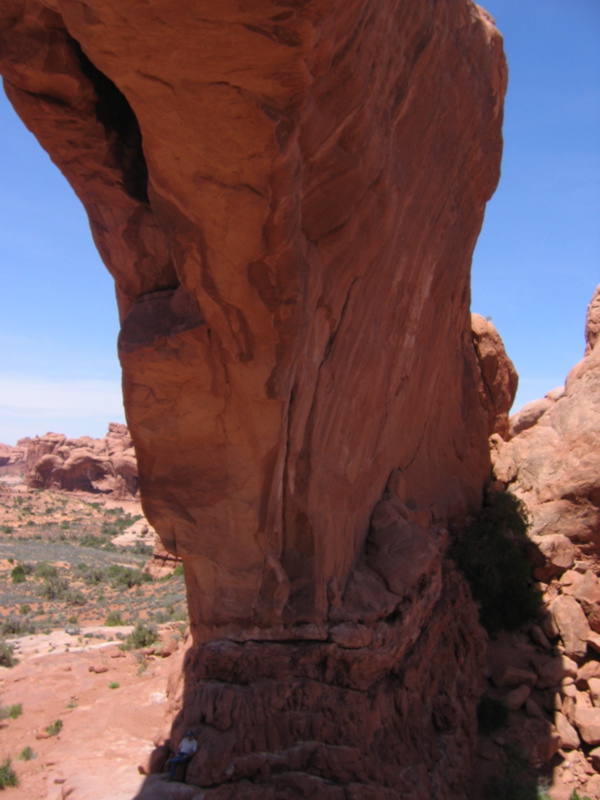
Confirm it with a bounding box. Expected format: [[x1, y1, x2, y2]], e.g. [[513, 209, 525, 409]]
[[0, 475, 187, 798]]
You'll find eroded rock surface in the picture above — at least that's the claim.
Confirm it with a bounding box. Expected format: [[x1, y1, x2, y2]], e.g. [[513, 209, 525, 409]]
[[141, 560, 486, 799], [471, 313, 519, 439], [493, 285, 600, 572], [1, 1, 507, 794], [1, 0, 505, 633]]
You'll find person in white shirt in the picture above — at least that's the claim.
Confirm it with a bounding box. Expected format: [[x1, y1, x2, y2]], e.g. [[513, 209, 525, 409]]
[[167, 730, 198, 782]]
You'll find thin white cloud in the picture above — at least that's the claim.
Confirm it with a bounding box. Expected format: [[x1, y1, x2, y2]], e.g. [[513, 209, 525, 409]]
[[0, 375, 124, 417], [0, 375, 126, 444]]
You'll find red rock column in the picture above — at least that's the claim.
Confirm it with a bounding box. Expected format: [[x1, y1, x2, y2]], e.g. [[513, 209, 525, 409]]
[[1, 2, 506, 793], [0, 0, 506, 636]]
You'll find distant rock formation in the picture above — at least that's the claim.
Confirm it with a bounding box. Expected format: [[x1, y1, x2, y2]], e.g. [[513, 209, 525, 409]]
[[1, 1, 507, 795], [0, 423, 138, 498], [493, 284, 600, 580]]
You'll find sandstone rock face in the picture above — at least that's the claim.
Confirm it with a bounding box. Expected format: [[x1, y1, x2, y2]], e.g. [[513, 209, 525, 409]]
[[1, 1, 507, 794], [471, 313, 518, 439], [585, 285, 600, 356], [1, 0, 505, 635], [143, 563, 486, 799], [0, 437, 29, 473], [0, 423, 139, 497], [493, 285, 600, 570]]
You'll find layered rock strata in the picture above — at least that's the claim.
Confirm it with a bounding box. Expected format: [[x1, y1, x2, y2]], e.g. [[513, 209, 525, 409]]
[[1, 0, 507, 793], [140, 530, 486, 799]]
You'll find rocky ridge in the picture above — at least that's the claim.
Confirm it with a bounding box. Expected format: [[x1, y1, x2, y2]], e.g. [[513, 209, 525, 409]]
[[493, 285, 600, 584], [0, 423, 138, 498], [469, 285, 600, 798]]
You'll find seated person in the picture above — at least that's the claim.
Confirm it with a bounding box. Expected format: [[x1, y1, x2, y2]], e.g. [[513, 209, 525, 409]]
[[167, 731, 198, 782]]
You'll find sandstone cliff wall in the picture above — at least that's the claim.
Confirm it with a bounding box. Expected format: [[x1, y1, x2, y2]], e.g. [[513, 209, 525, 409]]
[[1, 2, 507, 794]]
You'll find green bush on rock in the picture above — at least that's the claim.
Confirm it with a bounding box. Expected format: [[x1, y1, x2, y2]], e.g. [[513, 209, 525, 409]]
[[453, 489, 541, 636]]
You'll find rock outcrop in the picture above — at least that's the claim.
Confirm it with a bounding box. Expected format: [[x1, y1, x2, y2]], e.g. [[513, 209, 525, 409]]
[[471, 313, 519, 439], [1, 1, 507, 794], [0, 423, 139, 497], [0, 0, 505, 632], [474, 286, 600, 798], [493, 285, 600, 578]]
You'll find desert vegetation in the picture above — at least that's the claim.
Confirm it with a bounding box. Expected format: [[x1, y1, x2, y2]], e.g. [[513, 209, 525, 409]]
[[453, 488, 541, 636], [0, 483, 187, 661]]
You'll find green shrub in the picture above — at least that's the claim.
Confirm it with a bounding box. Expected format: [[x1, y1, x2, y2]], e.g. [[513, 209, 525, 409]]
[[46, 719, 63, 737], [107, 565, 152, 590], [35, 562, 58, 580], [17, 746, 36, 761], [65, 590, 86, 607], [10, 565, 25, 584], [0, 525, 13, 534], [78, 534, 115, 550], [19, 604, 31, 616], [77, 565, 107, 585], [10, 562, 33, 583], [1, 614, 33, 636], [39, 575, 69, 601], [173, 564, 184, 577], [105, 611, 124, 627], [0, 758, 18, 789], [108, 681, 120, 689], [0, 639, 17, 668], [453, 490, 540, 636], [132, 541, 153, 556], [0, 703, 23, 720], [123, 621, 158, 650]]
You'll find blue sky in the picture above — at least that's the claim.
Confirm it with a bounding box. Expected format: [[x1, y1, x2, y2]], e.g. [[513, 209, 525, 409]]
[[0, 0, 599, 445], [472, 0, 600, 405]]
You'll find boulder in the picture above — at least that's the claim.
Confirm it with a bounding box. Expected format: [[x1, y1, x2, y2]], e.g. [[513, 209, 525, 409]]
[[577, 661, 600, 688], [505, 685, 530, 711], [471, 313, 518, 440], [555, 711, 581, 750], [549, 595, 591, 659], [509, 398, 553, 439], [533, 534, 576, 581], [589, 678, 600, 708], [574, 707, 600, 746], [535, 654, 579, 689]]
